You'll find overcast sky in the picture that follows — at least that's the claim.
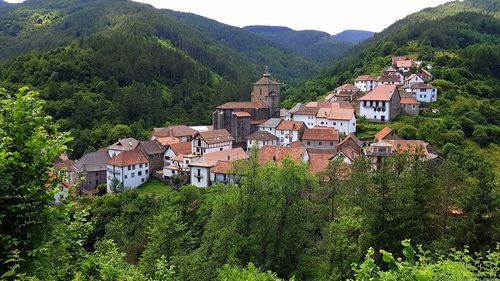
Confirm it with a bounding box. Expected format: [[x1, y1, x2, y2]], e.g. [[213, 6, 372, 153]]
[[5, 0, 454, 34]]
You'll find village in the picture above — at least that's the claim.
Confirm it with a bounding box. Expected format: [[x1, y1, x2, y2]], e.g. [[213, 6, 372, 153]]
[[53, 55, 439, 200]]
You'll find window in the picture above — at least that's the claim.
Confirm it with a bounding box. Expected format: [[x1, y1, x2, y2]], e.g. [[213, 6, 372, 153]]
[[281, 131, 284, 135], [124, 175, 128, 179], [145, 169, 148, 174], [95, 172, 98, 176], [307, 141, 311, 145], [374, 115, 377, 119], [319, 142, 322, 146], [341, 122, 343, 126], [363, 101, 367, 106], [139, 164, 142, 168], [138, 171, 142, 176], [333, 122, 336, 126], [89, 180, 92, 184], [382, 108, 386, 112], [220, 148, 223, 151], [132, 165, 136, 170], [330, 142, 334, 146], [131, 173, 135, 178], [128, 166, 131, 171], [145, 163, 148, 167], [370, 101, 373, 106], [375, 101, 379, 107], [321, 122, 324, 125], [141, 178, 144, 183]]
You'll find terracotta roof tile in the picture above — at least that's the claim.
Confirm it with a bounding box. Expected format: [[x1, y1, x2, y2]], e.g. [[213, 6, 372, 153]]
[[233, 111, 252, 117], [276, 120, 305, 131], [108, 138, 139, 152], [410, 82, 435, 89], [355, 75, 379, 81], [107, 150, 148, 166], [374, 127, 393, 141], [191, 148, 248, 167], [198, 129, 234, 145], [316, 103, 355, 120], [156, 137, 180, 146], [392, 55, 410, 65], [152, 125, 197, 138], [335, 84, 359, 91], [210, 161, 234, 174], [308, 152, 335, 173], [302, 127, 339, 141], [396, 60, 413, 68], [169, 142, 192, 155], [257, 145, 306, 165], [400, 96, 420, 104], [338, 133, 363, 148], [358, 85, 398, 101]]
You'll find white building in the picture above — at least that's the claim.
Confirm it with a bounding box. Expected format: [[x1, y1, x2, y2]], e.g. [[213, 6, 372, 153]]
[[151, 125, 197, 142], [163, 142, 195, 179], [189, 148, 248, 188], [358, 85, 402, 122], [246, 130, 278, 151], [405, 83, 437, 102], [107, 138, 139, 158], [192, 129, 234, 156], [404, 73, 425, 87], [106, 150, 149, 191], [354, 75, 379, 92], [275, 120, 306, 146], [315, 104, 356, 134], [258, 118, 282, 135], [291, 107, 319, 128]]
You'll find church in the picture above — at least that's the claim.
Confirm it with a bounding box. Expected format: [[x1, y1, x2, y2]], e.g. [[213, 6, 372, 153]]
[[212, 67, 281, 147]]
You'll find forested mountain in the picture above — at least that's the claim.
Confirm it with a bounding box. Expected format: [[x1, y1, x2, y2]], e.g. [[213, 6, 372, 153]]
[[331, 29, 375, 43], [0, 0, 321, 157], [284, 0, 500, 150], [244, 25, 355, 62]]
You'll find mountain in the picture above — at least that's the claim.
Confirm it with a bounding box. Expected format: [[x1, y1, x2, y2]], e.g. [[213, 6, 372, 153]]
[[284, 0, 499, 161], [244, 25, 354, 62], [331, 29, 375, 43], [0, 0, 318, 157], [0, 1, 9, 7]]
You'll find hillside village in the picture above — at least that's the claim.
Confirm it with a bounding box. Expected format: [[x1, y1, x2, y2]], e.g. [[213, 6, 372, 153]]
[[54, 55, 439, 198]]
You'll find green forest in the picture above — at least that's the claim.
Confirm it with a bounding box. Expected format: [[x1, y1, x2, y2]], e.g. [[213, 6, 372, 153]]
[[0, 0, 499, 280]]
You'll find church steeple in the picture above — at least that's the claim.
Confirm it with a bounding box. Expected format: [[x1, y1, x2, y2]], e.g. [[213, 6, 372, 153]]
[[250, 66, 281, 118], [263, 65, 270, 77]]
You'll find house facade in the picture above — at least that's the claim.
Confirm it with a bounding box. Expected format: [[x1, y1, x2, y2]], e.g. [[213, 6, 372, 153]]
[[192, 129, 234, 155], [138, 139, 166, 175], [150, 125, 197, 142], [246, 130, 278, 151], [358, 85, 401, 122], [354, 75, 379, 92], [189, 148, 248, 188], [301, 127, 339, 151], [275, 121, 306, 146], [72, 150, 110, 195], [404, 74, 425, 87], [406, 83, 437, 102], [106, 150, 149, 191], [107, 138, 139, 158]]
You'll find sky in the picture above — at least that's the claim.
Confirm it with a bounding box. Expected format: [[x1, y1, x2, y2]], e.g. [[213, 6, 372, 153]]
[[4, 0, 453, 34]]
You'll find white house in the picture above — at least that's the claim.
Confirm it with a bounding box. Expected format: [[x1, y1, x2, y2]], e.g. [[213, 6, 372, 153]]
[[151, 125, 197, 142], [163, 142, 194, 179], [189, 147, 248, 188], [246, 130, 278, 151], [354, 75, 379, 92], [377, 75, 403, 86], [275, 120, 306, 146], [291, 107, 319, 128], [358, 85, 402, 122], [406, 83, 437, 102], [107, 138, 139, 158], [53, 180, 70, 204], [315, 103, 356, 134], [106, 150, 149, 192], [259, 118, 282, 135], [404, 73, 425, 87], [192, 129, 234, 156]]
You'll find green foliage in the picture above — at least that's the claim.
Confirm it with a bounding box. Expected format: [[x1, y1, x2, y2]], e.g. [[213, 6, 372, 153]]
[[0, 87, 71, 276], [217, 263, 283, 281]]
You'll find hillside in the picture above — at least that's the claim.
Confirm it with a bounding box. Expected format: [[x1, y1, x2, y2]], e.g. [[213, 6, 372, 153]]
[[331, 29, 375, 43], [0, 0, 318, 157], [244, 25, 355, 62], [284, 0, 500, 167]]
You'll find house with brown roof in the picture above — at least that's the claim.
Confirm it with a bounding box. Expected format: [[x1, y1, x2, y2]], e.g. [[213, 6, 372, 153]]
[[258, 118, 282, 135], [275, 120, 306, 146], [354, 75, 379, 92], [374, 127, 401, 141], [290, 107, 319, 128], [163, 142, 198, 182], [404, 73, 425, 87], [257, 145, 309, 166], [365, 139, 438, 169], [246, 130, 278, 151], [106, 150, 149, 191], [417, 69, 433, 82], [396, 60, 413, 73], [107, 138, 139, 158], [359, 85, 402, 122], [405, 83, 437, 102], [377, 75, 403, 86], [391, 55, 411, 66], [189, 147, 248, 188], [210, 160, 246, 185], [192, 129, 234, 156], [301, 127, 339, 151], [400, 94, 420, 116], [151, 125, 197, 142], [308, 152, 336, 174], [332, 133, 363, 164], [213, 68, 281, 146], [72, 151, 110, 195], [138, 139, 166, 176]]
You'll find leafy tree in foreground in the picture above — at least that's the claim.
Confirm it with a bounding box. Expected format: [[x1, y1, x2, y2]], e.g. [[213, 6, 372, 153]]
[[0, 87, 71, 277]]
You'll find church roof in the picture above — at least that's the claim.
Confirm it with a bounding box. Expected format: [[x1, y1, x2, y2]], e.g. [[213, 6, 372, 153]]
[[216, 101, 269, 109]]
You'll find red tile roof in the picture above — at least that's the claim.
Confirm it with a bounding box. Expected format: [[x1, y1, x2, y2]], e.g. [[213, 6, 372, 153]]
[[308, 152, 335, 173], [302, 127, 339, 141], [335, 84, 359, 91], [108, 138, 139, 152], [216, 101, 268, 109], [316, 103, 355, 120], [233, 111, 252, 117], [258, 145, 306, 165], [156, 137, 180, 146], [377, 75, 401, 82], [392, 55, 410, 65], [107, 150, 148, 166], [374, 127, 393, 141], [338, 133, 363, 148], [152, 125, 197, 138], [410, 82, 435, 89], [191, 148, 248, 167], [396, 60, 413, 68], [210, 161, 233, 174], [276, 120, 305, 131], [385, 140, 428, 156], [250, 119, 268, 125], [169, 142, 192, 155], [355, 75, 379, 81], [246, 130, 278, 141], [400, 96, 420, 104], [358, 85, 398, 101], [198, 129, 234, 144]]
